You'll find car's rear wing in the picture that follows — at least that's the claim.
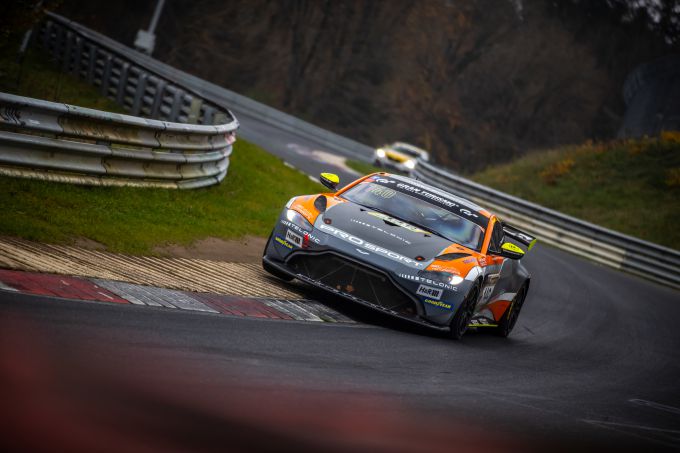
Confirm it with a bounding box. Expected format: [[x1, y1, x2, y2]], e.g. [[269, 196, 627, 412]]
[[502, 222, 537, 251]]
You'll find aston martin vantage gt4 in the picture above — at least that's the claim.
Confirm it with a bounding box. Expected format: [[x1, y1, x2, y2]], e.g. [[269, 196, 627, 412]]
[[262, 172, 536, 339]]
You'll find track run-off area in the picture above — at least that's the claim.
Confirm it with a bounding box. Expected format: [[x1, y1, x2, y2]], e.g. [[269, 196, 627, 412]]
[[2, 103, 679, 452]]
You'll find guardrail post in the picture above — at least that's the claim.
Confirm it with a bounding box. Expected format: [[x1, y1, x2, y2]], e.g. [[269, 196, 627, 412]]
[[201, 105, 215, 125], [73, 36, 83, 77], [62, 30, 73, 72], [151, 80, 166, 118], [187, 97, 202, 124], [131, 72, 148, 116], [169, 87, 183, 122], [86, 43, 97, 84], [100, 53, 113, 97], [116, 62, 130, 105]]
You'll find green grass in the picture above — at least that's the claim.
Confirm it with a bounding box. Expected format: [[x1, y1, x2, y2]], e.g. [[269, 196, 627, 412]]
[[471, 135, 680, 250], [346, 159, 383, 176], [0, 140, 323, 254], [0, 38, 322, 254]]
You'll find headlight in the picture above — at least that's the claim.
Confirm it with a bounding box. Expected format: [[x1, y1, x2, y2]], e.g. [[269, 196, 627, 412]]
[[376, 148, 386, 158], [404, 159, 416, 169], [449, 275, 464, 285], [417, 270, 464, 285], [286, 209, 313, 231]]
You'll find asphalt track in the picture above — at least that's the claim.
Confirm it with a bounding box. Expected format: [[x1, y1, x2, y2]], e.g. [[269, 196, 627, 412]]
[[2, 109, 680, 451]]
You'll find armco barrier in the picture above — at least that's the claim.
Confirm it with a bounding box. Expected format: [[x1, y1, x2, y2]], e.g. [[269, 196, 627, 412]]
[[413, 160, 680, 290], [0, 92, 237, 189], [39, 12, 374, 162]]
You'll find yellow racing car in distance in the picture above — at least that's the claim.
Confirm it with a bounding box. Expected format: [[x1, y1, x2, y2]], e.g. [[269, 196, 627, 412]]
[[374, 142, 430, 174]]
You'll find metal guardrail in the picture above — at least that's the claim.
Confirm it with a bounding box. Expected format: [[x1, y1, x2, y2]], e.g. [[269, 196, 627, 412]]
[[0, 92, 237, 189], [413, 160, 680, 290], [39, 12, 374, 162], [39, 14, 234, 126]]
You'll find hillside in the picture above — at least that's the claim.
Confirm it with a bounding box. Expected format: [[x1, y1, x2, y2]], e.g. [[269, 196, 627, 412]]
[[54, 0, 676, 172], [471, 134, 680, 249]]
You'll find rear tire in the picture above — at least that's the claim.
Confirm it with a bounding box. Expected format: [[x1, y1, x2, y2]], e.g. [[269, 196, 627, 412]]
[[493, 285, 527, 337], [449, 284, 479, 340]]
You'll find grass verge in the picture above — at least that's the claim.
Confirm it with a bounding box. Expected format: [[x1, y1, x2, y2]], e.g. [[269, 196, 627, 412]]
[[471, 134, 680, 250], [0, 140, 322, 254]]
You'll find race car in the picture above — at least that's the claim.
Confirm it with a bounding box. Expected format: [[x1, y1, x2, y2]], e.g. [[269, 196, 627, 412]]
[[262, 172, 536, 339], [374, 142, 429, 174]]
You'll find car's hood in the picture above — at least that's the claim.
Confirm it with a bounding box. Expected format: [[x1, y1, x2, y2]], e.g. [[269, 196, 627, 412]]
[[320, 202, 451, 261]]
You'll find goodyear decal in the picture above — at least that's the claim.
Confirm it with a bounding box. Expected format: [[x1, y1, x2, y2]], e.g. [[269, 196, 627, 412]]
[[424, 299, 452, 310], [318, 223, 425, 268], [416, 284, 443, 300], [275, 236, 293, 249]]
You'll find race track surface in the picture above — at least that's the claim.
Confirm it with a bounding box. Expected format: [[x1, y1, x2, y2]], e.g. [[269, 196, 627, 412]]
[[2, 244, 679, 451]]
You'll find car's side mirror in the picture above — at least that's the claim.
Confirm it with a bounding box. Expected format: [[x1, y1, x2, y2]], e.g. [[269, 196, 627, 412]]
[[496, 242, 525, 260], [319, 172, 339, 191]]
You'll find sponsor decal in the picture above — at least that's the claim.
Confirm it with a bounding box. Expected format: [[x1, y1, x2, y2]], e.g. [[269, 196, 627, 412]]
[[427, 263, 451, 272], [349, 218, 412, 244], [398, 273, 458, 291], [318, 224, 425, 268], [275, 236, 293, 249], [463, 257, 476, 264], [280, 220, 321, 244], [416, 284, 443, 300], [366, 211, 428, 234], [424, 299, 452, 310], [285, 229, 303, 248]]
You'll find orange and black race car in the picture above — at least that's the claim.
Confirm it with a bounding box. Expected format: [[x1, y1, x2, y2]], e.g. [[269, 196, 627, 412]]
[[262, 172, 537, 339]]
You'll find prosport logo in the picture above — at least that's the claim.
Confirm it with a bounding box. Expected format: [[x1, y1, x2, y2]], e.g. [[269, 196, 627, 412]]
[[319, 224, 425, 268]]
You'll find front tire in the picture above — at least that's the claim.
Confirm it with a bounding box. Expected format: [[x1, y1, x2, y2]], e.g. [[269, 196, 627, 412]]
[[449, 283, 479, 340], [493, 285, 527, 337]]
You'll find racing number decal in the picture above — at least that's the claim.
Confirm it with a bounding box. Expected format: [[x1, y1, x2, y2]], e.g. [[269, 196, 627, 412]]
[[480, 273, 500, 303], [285, 229, 303, 247]]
